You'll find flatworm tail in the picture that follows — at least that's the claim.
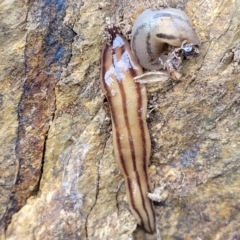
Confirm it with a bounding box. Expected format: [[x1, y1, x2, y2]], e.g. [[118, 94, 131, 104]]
[[100, 25, 156, 234]]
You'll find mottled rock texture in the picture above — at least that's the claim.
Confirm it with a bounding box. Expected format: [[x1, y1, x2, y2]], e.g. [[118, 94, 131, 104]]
[[0, 0, 239, 239]]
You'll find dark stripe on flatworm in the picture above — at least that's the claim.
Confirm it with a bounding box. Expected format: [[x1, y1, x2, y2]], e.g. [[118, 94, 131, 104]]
[[156, 33, 177, 40]]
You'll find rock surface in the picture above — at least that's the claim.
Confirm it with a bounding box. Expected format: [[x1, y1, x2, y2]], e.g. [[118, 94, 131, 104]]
[[0, 0, 240, 239]]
